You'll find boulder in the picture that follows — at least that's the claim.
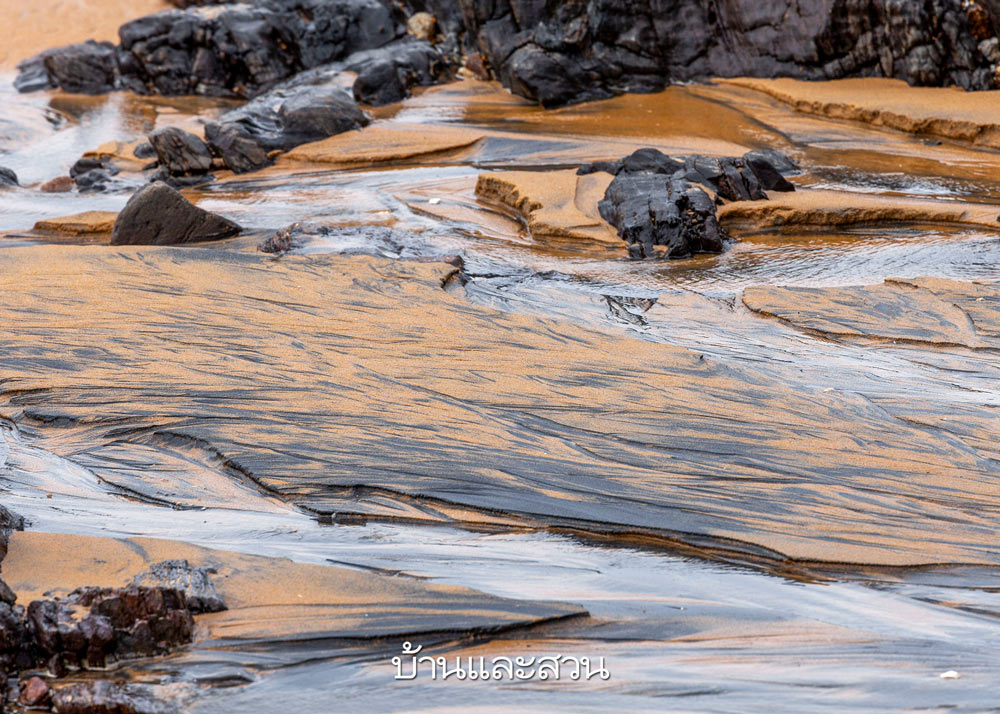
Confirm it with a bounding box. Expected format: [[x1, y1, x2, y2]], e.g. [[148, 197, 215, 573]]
[[599, 174, 730, 259], [0, 168, 18, 187], [111, 182, 240, 246], [16, 41, 118, 94], [212, 84, 369, 155], [203, 123, 271, 173], [116, 0, 397, 98], [347, 38, 452, 105], [147, 127, 213, 176], [132, 560, 226, 614]]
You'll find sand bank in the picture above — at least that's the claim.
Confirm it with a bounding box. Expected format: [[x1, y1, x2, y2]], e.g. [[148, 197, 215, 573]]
[[723, 77, 1000, 148]]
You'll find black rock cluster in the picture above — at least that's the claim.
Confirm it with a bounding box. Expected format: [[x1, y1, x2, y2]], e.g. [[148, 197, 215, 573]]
[[589, 148, 798, 259]]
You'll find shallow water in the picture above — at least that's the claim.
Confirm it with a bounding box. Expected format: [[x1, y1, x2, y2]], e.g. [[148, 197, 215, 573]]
[[2, 75, 1000, 711]]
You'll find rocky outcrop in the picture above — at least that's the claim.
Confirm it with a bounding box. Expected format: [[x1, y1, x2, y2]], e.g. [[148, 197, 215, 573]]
[[17, 0, 1000, 107], [0, 580, 196, 712], [148, 127, 214, 177], [588, 148, 796, 258], [17, 0, 401, 98], [14, 40, 118, 94], [600, 174, 730, 259], [69, 156, 122, 193], [458, 0, 1000, 106], [132, 560, 226, 614], [111, 182, 241, 245]]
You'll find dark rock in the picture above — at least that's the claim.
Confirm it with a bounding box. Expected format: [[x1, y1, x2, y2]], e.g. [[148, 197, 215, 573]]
[[462, 0, 1000, 106], [0, 581, 15, 607], [13, 56, 52, 93], [0, 167, 19, 187], [743, 149, 799, 175], [215, 84, 369, 153], [579, 149, 684, 176], [18, 41, 118, 94], [115, 0, 397, 98], [260, 224, 298, 254], [132, 560, 226, 614], [51, 680, 152, 714], [0, 505, 26, 566], [204, 123, 270, 173], [69, 157, 123, 192], [347, 38, 453, 105], [111, 182, 240, 246], [26, 585, 194, 669], [146, 171, 216, 189], [69, 157, 106, 178], [133, 142, 157, 160], [18, 675, 49, 707], [675, 156, 768, 202], [599, 174, 730, 259], [73, 169, 115, 193], [147, 128, 213, 176], [581, 148, 789, 201]]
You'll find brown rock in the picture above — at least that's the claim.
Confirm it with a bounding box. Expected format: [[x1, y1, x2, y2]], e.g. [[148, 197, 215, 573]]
[[406, 12, 437, 42], [110, 182, 240, 246], [39, 176, 73, 193], [18, 676, 49, 707], [33, 211, 118, 235]]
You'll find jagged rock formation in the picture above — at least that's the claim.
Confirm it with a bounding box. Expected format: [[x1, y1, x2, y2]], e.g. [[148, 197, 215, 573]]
[[15, 0, 1000, 106], [454, 0, 1000, 105], [586, 148, 796, 258]]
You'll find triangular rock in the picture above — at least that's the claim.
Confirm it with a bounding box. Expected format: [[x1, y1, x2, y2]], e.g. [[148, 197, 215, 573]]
[[111, 182, 240, 246]]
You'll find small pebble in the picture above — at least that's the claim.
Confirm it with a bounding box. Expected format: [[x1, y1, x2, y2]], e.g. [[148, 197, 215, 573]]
[[428, 198, 441, 205]]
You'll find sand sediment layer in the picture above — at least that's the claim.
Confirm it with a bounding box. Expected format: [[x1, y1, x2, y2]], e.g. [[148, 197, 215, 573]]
[[0, 245, 998, 567], [723, 77, 1000, 148], [2, 531, 584, 642]]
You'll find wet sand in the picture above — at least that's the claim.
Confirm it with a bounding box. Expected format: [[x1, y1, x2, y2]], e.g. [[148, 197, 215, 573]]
[[3, 57, 1000, 712]]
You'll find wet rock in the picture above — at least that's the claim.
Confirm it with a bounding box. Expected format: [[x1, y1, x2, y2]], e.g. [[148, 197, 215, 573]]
[[147, 128, 213, 176], [599, 174, 730, 259], [461, 0, 1000, 106], [260, 225, 299, 254], [40, 176, 75, 193], [0, 167, 18, 187], [0, 505, 26, 565], [27, 585, 193, 669], [349, 38, 453, 105], [675, 156, 768, 202], [203, 123, 270, 174], [214, 84, 369, 154], [132, 560, 226, 614], [111, 182, 240, 246], [134, 142, 157, 160], [16, 41, 118, 94], [68, 157, 123, 192], [115, 0, 397, 98], [18, 675, 49, 707], [743, 150, 798, 192], [579, 148, 683, 177], [51, 680, 152, 714]]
